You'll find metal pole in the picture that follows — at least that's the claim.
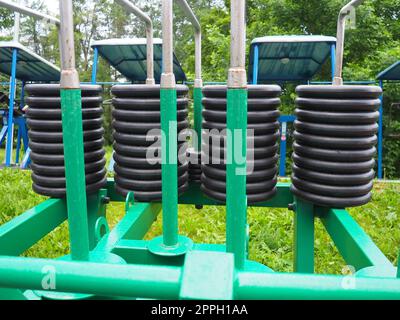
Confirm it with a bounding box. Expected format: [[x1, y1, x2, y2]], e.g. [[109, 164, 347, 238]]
[[12, 0, 22, 42], [5, 48, 18, 167], [91, 47, 98, 84], [330, 44, 336, 82], [0, 0, 60, 26], [175, 0, 202, 87], [378, 80, 384, 179], [161, 0, 178, 247], [279, 122, 287, 177], [175, 0, 202, 151], [226, 0, 248, 269], [59, 0, 90, 261], [114, 0, 155, 85], [333, 0, 365, 85], [252, 44, 259, 85]]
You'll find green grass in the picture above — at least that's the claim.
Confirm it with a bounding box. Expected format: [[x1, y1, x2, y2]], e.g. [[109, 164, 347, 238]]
[[0, 147, 399, 274]]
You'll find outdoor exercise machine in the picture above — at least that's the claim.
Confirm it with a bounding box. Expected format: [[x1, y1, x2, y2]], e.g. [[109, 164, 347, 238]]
[[0, 0, 399, 300], [249, 3, 384, 179], [0, 0, 60, 168]]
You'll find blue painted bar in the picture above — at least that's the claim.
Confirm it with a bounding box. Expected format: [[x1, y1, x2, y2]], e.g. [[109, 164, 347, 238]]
[[20, 147, 31, 169], [279, 122, 288, 177], [378, 80, 384, 179], [91, 47, 99, 84], [330, 44, 336, 81], [5, 48, 18, 167], [279, 115, 296, 123], [252, 45, 259, 85]]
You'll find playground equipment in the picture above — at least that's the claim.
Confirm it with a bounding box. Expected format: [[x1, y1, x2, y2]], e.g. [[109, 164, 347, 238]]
[[0, 0, 399, 300], [249, 36, 384, 180], [0, 0, 60, 168]]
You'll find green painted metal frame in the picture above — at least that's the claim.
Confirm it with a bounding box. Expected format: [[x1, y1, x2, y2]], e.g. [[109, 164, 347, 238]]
[[0, 180, 399, 300]]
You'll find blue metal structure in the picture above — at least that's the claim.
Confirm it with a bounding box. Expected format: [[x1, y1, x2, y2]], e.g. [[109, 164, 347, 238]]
[[376, 61, 400, 179], [0, 42, 60, 168], [90, 38, 187, 84], [249, 35, 337, 177]]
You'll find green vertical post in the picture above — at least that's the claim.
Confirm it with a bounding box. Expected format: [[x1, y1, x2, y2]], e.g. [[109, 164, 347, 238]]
[[293, 198, 315, 273], [61, 89, 90, 261], [226, 88, 248, 270], [161, 88, 178, 247], [193, 87, 203, 151]]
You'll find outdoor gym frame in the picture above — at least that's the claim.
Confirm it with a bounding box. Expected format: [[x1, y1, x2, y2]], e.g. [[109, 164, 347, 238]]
[[0, 0, 399, 300]]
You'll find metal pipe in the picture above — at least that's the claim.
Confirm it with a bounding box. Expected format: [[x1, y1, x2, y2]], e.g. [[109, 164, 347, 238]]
[[12, 0, 22, 42], [0, 0, 60, 26], [236, 272, 400, 299], [58, 0, 90, 261], [226, 0, 248, 269], [114, 0, 155, 85], [0, 257, 181, 299], [176, 0, 202, 87], [333, 0, 365, 85], [59, 0, 79, 88], [228, 0, 247, 88], [161, 0, 175, 88]]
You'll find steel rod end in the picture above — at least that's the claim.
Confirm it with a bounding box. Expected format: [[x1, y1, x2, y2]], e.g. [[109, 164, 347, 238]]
[[228, 68, 247, 89], [194, 78, 203, 88], [161, 73, 176, 89], [146, 78, 156, 85], [60, 69, 80, 89], [333, 77, 344, 86]]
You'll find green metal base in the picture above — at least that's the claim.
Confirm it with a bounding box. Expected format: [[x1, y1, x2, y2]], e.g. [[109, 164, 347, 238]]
[[0, 181, 399, 300], [148, 236, 194, 257]]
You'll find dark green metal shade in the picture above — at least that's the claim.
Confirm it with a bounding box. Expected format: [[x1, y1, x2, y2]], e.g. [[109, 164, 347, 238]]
[[0, 42, 60, 82], [91, 38, 187, 83], [249, 35, 336, 82], [377, 61, 400, 81]]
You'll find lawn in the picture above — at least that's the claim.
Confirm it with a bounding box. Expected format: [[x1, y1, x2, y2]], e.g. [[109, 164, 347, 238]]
[[0, 147, 399, 275]]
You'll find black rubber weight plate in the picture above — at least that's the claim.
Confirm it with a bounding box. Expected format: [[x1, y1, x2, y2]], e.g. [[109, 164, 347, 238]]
[[115, 182, 189, 202], [112, 97, 188, 111], [202, 109, 280, 123], [200, 184, 277, 205], [294, 109, 379, 125], [111, 84, 189, 99], [202, 164, 277, 183], [290, 184, 371, 208], [25, 96, 103, 109], [202, 85, 281, 99], [30, 158, 106, 177], [29, 127, 104, 143], [112, 108, 188, 122], [292, 152, 375, 174], [29, 138, 104, 154], [25, 84, 102, 97], [294, 120, 378, 138], [202, 97, 281, 112], [27, 118, 103, 131], [27, 106, 103, 120], [295, 97, 381, 112], [113, 119, 189, 134], [114, 162, 188, 181], [293, 142, 376, 162], [293, 131, 377, 150], [296, 85, 382, 100], [292, 164, 375, 186], [33, 177, 107, 198]]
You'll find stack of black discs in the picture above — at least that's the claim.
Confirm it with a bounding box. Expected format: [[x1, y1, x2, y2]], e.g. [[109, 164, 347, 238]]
[[111, 85, 190, 202], [291, 85, 381, 208], [187, 148, 202, 183], [25, 84, 107, 198], [200, 85, 281, 204]]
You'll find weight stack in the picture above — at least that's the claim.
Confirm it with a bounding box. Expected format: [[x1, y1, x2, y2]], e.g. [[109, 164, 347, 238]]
[[187, 148, 201, 183], [111, 85, 190, 202], [200, 85, 281, 204], [291, 85, 382, 208], [25, 84, 107, 198]]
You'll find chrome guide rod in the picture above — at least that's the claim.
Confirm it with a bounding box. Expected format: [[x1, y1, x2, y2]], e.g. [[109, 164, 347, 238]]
[[115, 0, 155, 85], [334, 0, 365, 85]]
